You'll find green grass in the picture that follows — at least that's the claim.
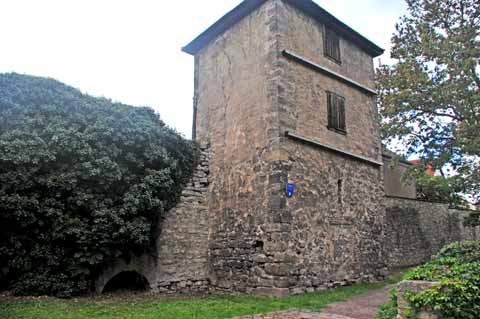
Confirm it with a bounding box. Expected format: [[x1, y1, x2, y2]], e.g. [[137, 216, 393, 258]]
[[0, 274, 405, 319]]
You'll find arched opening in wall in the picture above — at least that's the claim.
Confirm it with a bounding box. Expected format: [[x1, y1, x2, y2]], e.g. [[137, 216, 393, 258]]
[[102, 271, 150, 294]]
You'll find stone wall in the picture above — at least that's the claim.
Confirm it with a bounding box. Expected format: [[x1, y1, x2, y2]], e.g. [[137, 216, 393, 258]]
[[384, 197, 480, 269], [267, 143, 387, 294], [268, 0, 387, 293], [280, 1, 381, 160], [192, 0, 388, 296], [191, 0, 390, 296], [153, 143, 210, 294], [194, 0, 286, 295], [95, 143, 210, 294], [97, 0, 480, 297], [382, 154, 416, 199], [281, 2, 376, 90]]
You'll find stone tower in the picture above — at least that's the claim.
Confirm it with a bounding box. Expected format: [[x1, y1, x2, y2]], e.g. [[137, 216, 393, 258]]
[[183, 0, 386, 295]]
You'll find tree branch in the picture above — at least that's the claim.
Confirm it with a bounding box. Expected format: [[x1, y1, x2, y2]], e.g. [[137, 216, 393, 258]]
[[471, 65, 480, 91], [412, 109, 463, 121]]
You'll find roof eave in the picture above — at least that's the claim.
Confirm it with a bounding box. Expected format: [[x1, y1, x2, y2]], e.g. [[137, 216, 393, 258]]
[[284, 0, 384, 57], [182, 0, 385, 57]]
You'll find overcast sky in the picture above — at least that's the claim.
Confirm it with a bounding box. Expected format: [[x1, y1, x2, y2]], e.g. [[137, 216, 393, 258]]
[[0, 0, 407, 138]]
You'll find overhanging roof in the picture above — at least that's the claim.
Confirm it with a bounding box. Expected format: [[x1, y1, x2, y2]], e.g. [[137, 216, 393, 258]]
[[182, 0, 384, 57]]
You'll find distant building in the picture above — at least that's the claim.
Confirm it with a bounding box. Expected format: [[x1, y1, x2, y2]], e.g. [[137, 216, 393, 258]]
[[409, 159, 436, 176]]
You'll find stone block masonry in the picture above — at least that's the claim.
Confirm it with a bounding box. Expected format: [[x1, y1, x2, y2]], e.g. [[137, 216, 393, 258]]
[[191, 0, 388, 295], [385, 197, 480, 270], [276, 142, 387, 293], [153, 143, 210, 294], [95, 143, 211, 294], [97, 0, 480, 297]]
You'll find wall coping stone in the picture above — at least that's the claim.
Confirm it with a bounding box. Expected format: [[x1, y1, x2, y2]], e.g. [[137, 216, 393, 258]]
[[386, 195, 478, 212]]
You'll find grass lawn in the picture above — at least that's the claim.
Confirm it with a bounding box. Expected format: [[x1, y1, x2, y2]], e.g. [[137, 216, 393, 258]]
[[0, 274, 404, 319]]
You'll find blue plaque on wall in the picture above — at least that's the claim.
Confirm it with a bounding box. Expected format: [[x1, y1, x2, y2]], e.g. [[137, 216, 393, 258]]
[[286, 183, 295, 198]]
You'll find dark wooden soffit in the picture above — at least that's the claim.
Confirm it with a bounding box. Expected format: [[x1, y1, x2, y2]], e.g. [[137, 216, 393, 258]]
[[182, 0, 384, 57], [282, 50, 378, 96], [285, 131, 384, 167]]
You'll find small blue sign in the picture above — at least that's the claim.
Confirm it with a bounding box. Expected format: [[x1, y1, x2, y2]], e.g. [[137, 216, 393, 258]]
[[286, 183, 295, 198]]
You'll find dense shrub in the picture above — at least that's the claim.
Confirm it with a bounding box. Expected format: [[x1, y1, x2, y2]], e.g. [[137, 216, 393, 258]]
[[0, 73, 197, 297], [403, 241, 480, 318], [376, 241, 480, 319]]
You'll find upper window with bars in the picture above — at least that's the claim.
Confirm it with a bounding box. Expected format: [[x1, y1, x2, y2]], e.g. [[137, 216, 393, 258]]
[[327, 91, 346, 134], [324, 27, 341, 63]]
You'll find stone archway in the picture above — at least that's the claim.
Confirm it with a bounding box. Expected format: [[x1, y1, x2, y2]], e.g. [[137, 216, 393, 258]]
[[95, 256, 157, 294], [101, 271, 150, 294]]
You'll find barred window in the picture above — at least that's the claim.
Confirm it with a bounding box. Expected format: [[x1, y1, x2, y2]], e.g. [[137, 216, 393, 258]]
[[327, 91, 346, 134], [324, 27, 341, 63]]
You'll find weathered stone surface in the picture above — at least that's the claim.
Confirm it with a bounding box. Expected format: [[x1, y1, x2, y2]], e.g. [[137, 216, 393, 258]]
[[194, 0, 286, 294], [95, 144, 211, 294], [191, 0, 389, 295], [382, 154, 416, 199], [279, 2, 381, 160], [153, 143, 211, 294], [254, 287, 290, 297], [384, 197, 480, 269], [96, 0, 480, 298]]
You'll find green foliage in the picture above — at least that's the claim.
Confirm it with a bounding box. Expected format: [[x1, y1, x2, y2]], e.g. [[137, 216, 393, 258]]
[[0, 73, 196, 297], [415, 171, 465, 205], [432, 241, 480, 264], [402, 241, 480, 318], [375, 289, 398, 319], [377, 0, 480, 202]]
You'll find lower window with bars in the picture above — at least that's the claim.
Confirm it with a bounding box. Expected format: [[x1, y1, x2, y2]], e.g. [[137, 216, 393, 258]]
[[327, 91, 346, 134]]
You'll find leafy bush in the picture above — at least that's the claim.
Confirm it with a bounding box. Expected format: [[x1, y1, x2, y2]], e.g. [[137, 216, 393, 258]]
[[0, 73, 197, 297], [415, 171, 464, 206], [375, 289, 398, 319], [404, 241, 480, 318]]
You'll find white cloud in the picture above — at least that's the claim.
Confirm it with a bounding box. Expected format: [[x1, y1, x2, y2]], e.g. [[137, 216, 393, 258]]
[[0, 0, 406, 138]]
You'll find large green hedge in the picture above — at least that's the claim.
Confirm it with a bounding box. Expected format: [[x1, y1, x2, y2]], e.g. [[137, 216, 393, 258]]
[[0, 73, 196, 297]]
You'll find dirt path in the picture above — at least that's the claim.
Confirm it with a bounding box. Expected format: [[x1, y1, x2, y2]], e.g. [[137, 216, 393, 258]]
[[233, 285, 393, 319], [318, 285, 393, 319]]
